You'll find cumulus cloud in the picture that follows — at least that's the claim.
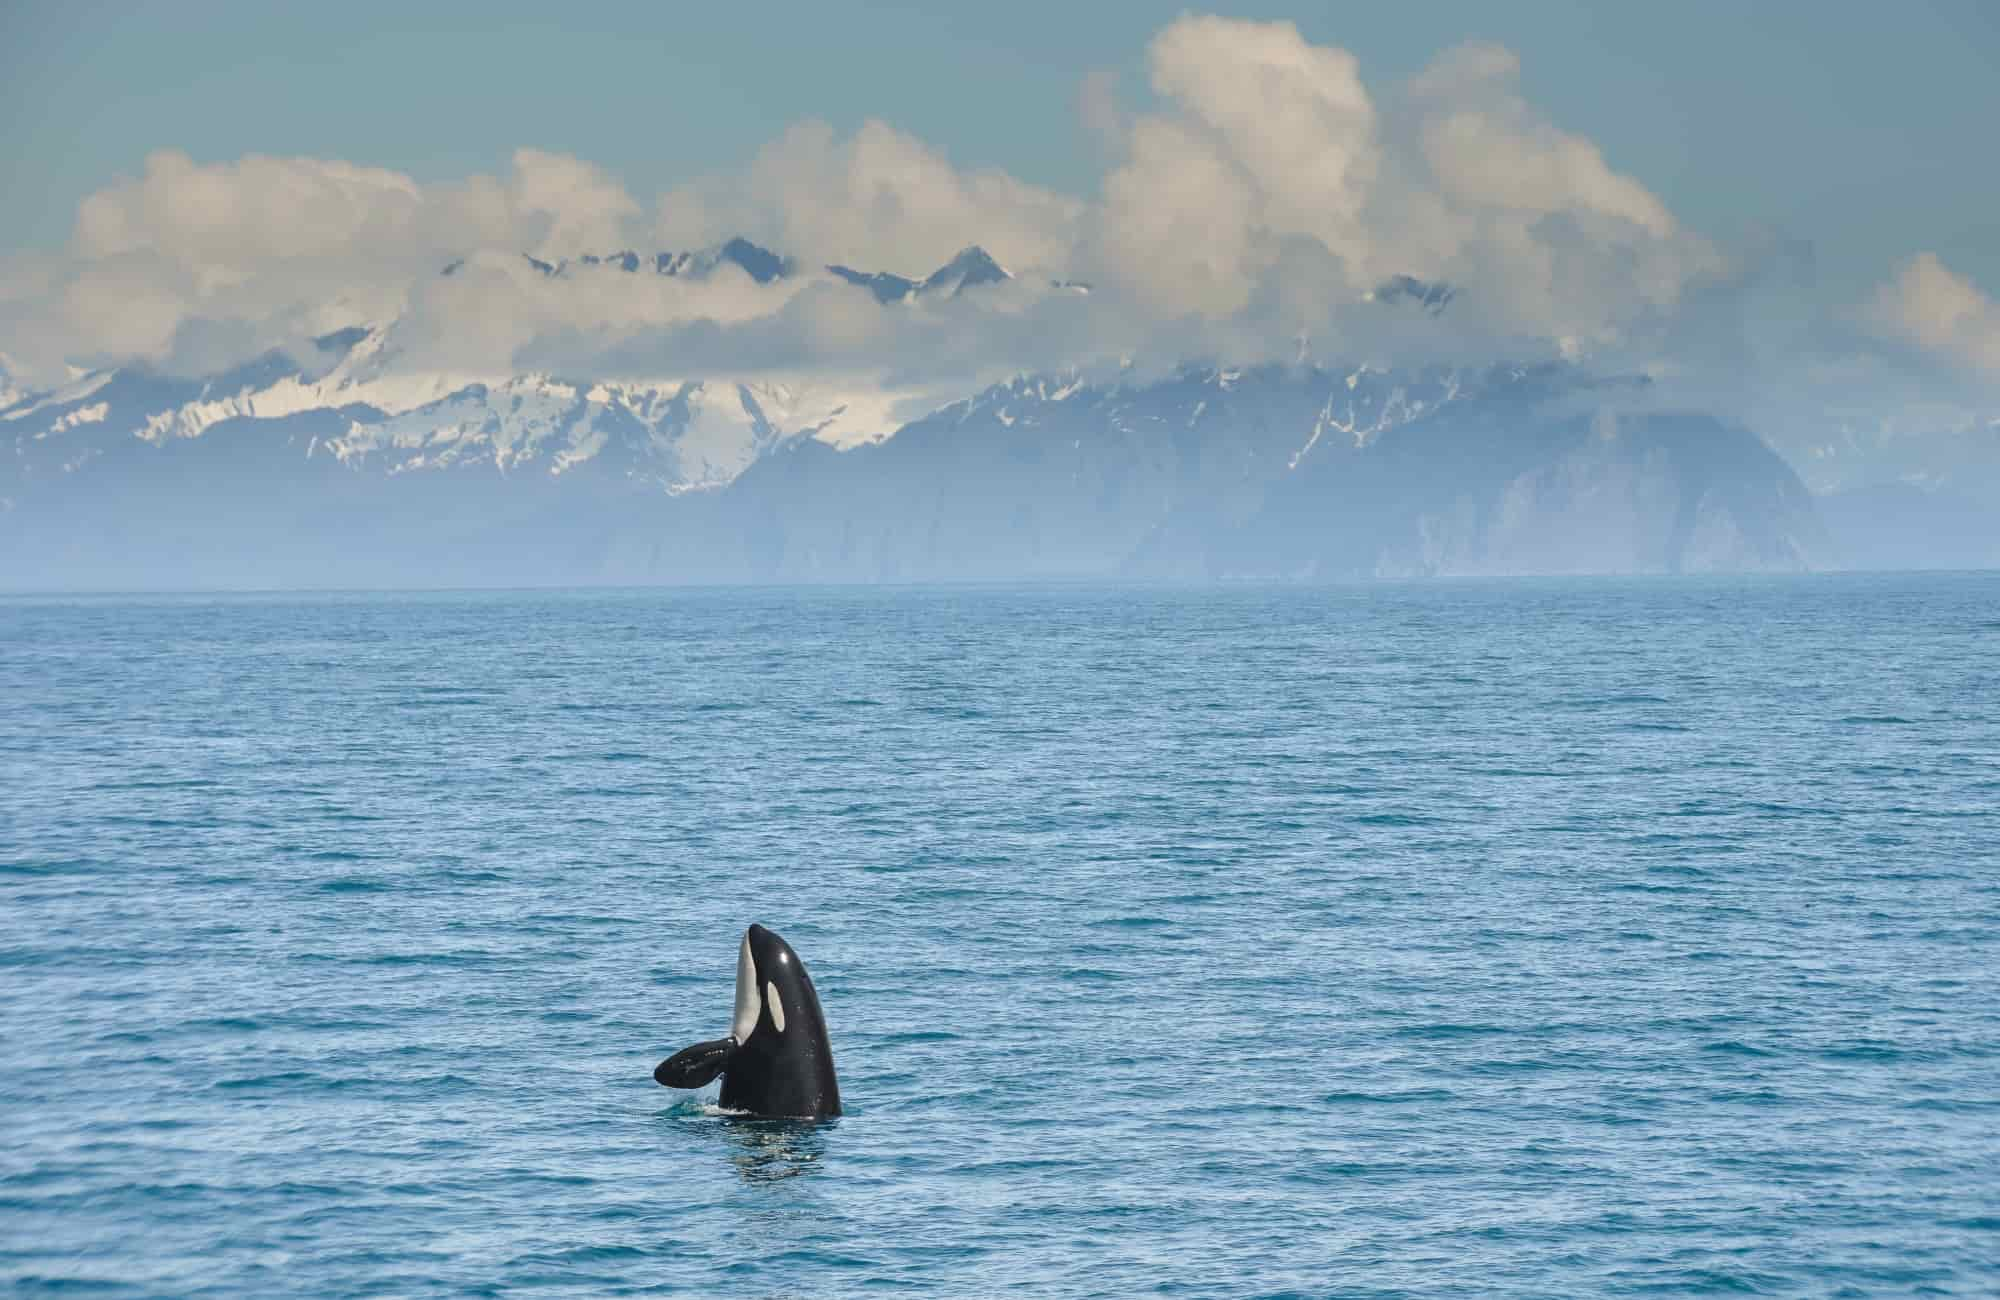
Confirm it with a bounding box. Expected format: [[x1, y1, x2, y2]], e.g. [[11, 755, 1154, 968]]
[[71, 146, 640, 267], [1091, 15, 1380, 319], [654, 119, 1082, 275], [1408, 44, 1672, 239], [1869, 253, 2000, 376], [0, 146, 667, 382], [1082, 18, 1716, 359]]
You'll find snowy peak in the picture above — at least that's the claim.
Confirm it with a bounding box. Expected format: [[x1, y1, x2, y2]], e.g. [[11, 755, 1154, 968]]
[[920, 246, 1010, 296], [432, 239, 1016, 302], [1371, 275, 1457, 316], [828, 245, 1013, 303], [646, 237, 791, 284], [826, 264, 919, 304], [443, 238, 794, 284], [0, 313, 903, 496], [712, 237, 789, 284]]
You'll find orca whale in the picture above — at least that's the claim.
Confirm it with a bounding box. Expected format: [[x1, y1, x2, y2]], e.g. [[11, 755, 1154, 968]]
[[653, 924, 841, 1119]]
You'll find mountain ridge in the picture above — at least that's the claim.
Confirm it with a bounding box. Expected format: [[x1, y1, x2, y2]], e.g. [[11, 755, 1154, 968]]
[[0, 237, 1900, 588]]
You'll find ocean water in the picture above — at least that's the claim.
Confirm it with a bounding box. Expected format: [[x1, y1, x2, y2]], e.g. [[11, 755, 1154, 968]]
[[2, 576, 1998, 1297]]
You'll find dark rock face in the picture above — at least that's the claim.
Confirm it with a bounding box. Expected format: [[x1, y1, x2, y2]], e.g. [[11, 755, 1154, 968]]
[[706, 365, 1826, 583]]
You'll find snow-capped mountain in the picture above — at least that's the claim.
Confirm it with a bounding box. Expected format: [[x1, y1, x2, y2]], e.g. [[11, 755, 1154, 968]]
[[1, 239, 1025, 510], [483, 235, 796, 283], [828, 245, 1012, 303], [0, 326, 840, 494], [472, 235, 1011, 303], [0, 237, 1856, 587]]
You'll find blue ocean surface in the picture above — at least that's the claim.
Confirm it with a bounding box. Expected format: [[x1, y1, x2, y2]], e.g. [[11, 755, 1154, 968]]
[[3, 576, 1998, 1297]]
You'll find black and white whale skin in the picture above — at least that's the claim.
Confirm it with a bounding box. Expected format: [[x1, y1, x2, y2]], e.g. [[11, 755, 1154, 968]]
[[653, 924, 841, 1119]]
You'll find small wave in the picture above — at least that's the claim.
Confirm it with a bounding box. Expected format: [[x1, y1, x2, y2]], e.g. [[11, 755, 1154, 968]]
[[317, 876, 390, 893], [1, 1277, 154, 1295], [1321, 1088, 1455, 1105], [1839, 714, 1917, 725], [1903, 1097, 2000, 1113], [1701, 1039, 1776, 1057], [1392, 1023, 1508, 1039], [1551, 693, 1671, 709], [510, 1245, 650, 1267], [664, 1099, 753, 1120], [0, 859, 91, 877], [182, 1016, 261, 1033], [361, 951, 499, 967], [1649, 1267, 1773, 1293], [213, 1071, 344, 1092]]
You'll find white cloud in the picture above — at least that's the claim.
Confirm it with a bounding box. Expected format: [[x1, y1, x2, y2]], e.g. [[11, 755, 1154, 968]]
[[69, 147, 640, 268], [1408, 43, 1672, 239], [1, 147, 671, 383], [1093, 17, 1379, 317], [1869, 253, 2000, 376], [74, 150, 426, 264], [655, 119, 1082, 275], [1077, 18, 1716, 357]]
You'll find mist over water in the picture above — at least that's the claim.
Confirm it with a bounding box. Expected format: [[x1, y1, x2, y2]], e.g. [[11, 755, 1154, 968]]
[[3, 577, 1997, 1296]]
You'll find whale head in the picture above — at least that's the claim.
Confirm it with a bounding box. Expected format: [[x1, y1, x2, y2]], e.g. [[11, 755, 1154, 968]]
[[653, 923, 842, 1118]]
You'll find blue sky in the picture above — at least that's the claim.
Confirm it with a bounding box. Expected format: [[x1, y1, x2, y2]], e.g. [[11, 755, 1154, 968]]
[[4, 0, 1996, 295]]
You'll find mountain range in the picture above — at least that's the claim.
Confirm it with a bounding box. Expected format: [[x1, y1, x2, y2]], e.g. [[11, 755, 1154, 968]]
[[1, 238, 1990, 588]]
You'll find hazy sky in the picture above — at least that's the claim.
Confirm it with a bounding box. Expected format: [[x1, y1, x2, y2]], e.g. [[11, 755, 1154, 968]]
[[5, 0, 1996, 293]]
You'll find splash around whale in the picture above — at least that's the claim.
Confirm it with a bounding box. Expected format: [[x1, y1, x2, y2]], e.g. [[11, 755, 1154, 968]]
[[653, 924, 842, 1120]]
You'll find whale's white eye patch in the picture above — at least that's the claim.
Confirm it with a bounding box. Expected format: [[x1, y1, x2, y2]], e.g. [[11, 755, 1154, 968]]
[[766, 981, 787, 1033]]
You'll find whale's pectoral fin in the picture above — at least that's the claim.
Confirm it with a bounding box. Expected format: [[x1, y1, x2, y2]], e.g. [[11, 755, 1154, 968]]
[[654, 1037, 736, 1089]]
